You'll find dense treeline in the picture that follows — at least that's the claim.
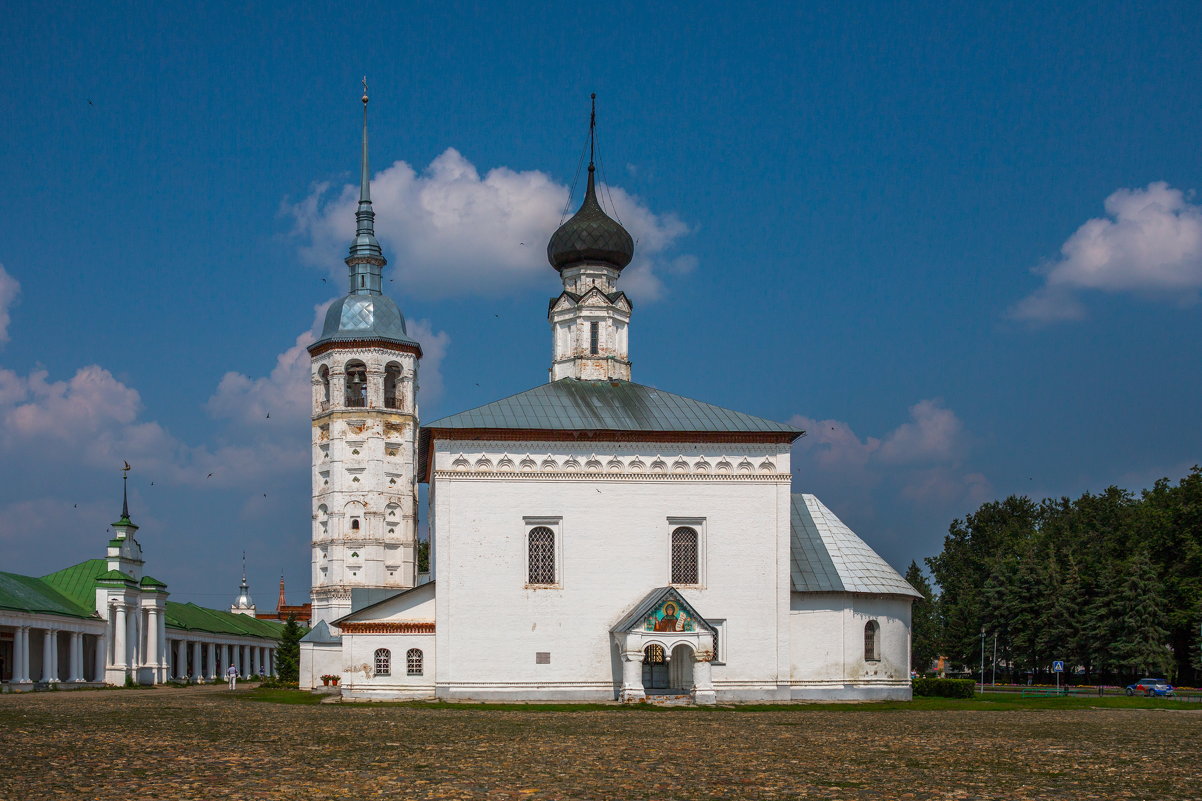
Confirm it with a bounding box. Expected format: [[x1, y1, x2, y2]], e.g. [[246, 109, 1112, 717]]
[[914, 467, 1202, 685]]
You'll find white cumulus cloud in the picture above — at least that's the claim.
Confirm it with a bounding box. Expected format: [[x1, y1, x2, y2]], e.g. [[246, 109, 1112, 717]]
[[286, 148, 692, 302], [790, 399, 987, 517], [1012, 182, 1202, 322]]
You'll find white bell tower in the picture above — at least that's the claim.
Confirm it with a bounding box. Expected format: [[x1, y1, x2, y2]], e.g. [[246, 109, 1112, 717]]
[[308, 83, 423, 627]]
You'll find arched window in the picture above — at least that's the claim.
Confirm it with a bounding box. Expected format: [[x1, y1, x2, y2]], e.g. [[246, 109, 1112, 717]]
[[384, 362, 402, 409], [374, 648, 391, 676], [527, 527, 556, 585], [350, 518, 360, 531], [318, 364, 330, 404], [406, 648, 423, 675], [864, 620, 880, 662], [345, 360, 367, 407], [671, 527, 699, 585]]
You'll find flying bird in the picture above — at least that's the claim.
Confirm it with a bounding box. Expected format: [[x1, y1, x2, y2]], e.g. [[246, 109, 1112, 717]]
[[87, 99, 94, 106], [207, 473, 214, 479], [266, 412, 270, 419]]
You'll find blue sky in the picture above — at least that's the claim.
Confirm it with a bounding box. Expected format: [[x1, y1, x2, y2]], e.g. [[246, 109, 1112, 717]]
[[1, 1, 1200, 606]]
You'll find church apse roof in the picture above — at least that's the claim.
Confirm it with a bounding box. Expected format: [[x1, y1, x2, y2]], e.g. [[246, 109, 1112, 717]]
[[425, 379, 802, 437], [790, 494, 921, 598]]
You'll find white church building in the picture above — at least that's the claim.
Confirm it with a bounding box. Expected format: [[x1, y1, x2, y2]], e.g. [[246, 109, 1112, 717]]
[[299, 93, 920, 703]]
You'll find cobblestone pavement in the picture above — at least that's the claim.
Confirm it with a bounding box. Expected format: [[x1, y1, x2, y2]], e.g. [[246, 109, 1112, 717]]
[[1, 685, 1199, 800]]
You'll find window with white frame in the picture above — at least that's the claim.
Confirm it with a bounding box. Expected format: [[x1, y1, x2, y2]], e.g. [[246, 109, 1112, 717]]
[[406, 648, 423, 675], [527, 527, 556, 585], [374, 648, 391, 676], [864, 620, 880, 661], [707, 619, 726, 664], [670, 527, 699, 584]]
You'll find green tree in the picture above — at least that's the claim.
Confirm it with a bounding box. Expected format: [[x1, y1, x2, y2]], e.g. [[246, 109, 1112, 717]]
[[417, 539, 430, 573], [926, 495, 1038, 670], [905, 561, 940, 674], [1110, 550, 1172, 678], [275, 615, 303, 682]]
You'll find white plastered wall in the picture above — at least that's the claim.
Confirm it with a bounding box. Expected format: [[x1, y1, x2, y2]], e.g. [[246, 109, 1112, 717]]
[[431, 439, 794, 702], [788, 592, 913, 700]]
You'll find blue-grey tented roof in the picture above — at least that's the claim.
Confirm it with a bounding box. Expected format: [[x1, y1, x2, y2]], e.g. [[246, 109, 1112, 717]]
[[300, 619, 341, 644], [425, 379, 802, 436], [790, 494, 921, 598], [313, 293, 420, 348]]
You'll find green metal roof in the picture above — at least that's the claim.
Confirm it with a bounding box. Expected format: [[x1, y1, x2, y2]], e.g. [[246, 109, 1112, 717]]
[[139, 575, 168, 588], [0, 571, 98, 619], [41, 559, 107, 609], [96, 569, 136, 584], [164, 602, 287, 640], [425, 379, 803, 436]]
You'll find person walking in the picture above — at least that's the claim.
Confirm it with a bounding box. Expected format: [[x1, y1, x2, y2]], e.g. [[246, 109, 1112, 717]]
[[226, 663, 239, 690]]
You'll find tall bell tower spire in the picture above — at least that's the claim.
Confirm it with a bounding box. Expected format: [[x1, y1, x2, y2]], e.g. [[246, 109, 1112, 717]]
[[546, 94, 636, 382], [347, 77, 385, 296], [306, 82, 423, 627]]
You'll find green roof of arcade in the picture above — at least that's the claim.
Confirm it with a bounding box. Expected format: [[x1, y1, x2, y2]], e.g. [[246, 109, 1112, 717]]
[[164, 602, 287, 640], [0, 571, 98, 619]]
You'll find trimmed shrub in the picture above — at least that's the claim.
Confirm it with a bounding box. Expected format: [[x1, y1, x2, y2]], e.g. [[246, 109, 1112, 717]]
[[913, 678, 976, 698]]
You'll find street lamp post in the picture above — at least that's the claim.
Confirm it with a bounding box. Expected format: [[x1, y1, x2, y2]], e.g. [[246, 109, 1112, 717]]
[[980, 626, 986, 694]]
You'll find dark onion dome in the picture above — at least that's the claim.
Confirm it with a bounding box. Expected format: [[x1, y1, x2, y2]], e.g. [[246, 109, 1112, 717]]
[[547, 167, 634, 271]]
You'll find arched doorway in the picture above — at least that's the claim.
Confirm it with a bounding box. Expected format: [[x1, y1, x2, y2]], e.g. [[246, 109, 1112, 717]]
[[669, 644, 694, 691], [642, 644, 668, 691]]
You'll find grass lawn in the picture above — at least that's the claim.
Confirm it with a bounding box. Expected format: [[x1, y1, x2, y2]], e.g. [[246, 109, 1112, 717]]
[[241, 685, 1202, 712]]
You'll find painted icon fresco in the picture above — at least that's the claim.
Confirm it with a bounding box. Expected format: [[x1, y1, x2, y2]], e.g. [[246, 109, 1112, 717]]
[[644, 599, 695, 632]]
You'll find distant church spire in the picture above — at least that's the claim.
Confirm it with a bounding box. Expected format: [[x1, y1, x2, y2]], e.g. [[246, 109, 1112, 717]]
[[112, 461, 138, 535], [231, 551, 256, 615], [346, 77, 386, 296]]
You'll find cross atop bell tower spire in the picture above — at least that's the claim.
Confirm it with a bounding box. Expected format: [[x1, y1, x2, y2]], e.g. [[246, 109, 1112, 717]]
[[360, 77, 371, 204]]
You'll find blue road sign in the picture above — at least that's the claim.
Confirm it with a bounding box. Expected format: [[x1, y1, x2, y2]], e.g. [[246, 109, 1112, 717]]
[[1052, 660, 1065, 673]]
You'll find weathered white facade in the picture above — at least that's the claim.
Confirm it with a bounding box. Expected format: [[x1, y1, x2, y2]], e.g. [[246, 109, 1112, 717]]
[[299, 97, 919, 703]]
